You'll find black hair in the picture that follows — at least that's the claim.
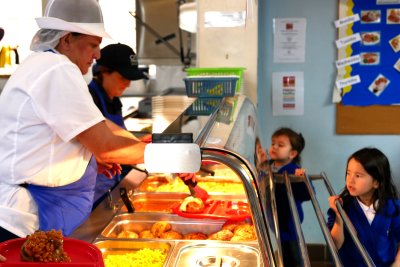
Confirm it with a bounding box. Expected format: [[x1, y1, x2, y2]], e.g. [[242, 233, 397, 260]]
[[92, 65, 114, 84], [341, 147, 399, 215], [271, 127, 305, 165]]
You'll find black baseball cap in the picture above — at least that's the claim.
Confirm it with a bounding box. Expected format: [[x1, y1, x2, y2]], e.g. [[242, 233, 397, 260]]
[[0, 28, 4, 42], [95, 43, 146, 80]]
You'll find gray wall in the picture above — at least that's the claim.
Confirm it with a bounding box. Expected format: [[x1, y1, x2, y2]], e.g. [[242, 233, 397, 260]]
[[258, 0, 400, 244]]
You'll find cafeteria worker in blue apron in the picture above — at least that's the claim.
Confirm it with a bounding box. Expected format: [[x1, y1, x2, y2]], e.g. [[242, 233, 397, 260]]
[[88, 43, 147, 208], [0, 0, 147, 243]]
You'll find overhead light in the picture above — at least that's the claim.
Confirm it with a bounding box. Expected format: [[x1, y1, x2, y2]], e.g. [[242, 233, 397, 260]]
[[179, 2, 197, 33]]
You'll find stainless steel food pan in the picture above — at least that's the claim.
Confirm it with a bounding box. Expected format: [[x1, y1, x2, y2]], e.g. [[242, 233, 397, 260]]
[[136, 175, 246, 195], [120, 192, 248, 213], [99, 212, 225, 239], [129, 192, 189, 213], [93, 239, 173, 267], [169, 241, 262, 267]]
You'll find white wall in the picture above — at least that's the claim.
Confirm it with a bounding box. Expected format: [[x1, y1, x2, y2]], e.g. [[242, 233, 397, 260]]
[[0, 0, 41, 76], [259, 0, 400, 244], [196, 0, 258, 104]]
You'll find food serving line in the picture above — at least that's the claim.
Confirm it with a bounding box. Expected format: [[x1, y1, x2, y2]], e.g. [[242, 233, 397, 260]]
[[68, 95, 383, 267], [70, 95, 274, 266], [0, 94, 377, 266]]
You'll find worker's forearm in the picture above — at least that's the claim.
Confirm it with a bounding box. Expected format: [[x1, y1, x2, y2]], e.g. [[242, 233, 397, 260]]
[[105, 119, 140, 140], [96, 136, 146, 164], [77, 121, 146, 165]]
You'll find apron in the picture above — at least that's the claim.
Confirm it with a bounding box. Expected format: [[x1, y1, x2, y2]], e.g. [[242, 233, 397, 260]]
[[88, 80, 126, 129], [27, 156, 97, 236], [88, 80, 124, 204]]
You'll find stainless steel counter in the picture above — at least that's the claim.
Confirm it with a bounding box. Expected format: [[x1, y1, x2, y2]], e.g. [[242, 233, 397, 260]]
[[70, 169, 148, 243], [71, 95, 275, 266], [71, 95, 196, 242]]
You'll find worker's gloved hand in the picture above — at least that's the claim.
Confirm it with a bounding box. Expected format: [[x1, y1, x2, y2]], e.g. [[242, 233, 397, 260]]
[[192, 184, 209, 202], [177, 173, 196, 183], [177, 173, 209, 202]]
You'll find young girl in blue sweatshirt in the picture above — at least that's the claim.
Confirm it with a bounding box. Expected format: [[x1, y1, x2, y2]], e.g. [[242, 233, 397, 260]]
[[328, 147, 400, 267]]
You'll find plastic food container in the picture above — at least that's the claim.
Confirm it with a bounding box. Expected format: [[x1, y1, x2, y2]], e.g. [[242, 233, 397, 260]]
[[0, 238, 104, 267]]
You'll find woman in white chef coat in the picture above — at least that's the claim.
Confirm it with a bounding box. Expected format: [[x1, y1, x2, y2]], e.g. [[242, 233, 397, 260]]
[[0, 0, 147, 242]]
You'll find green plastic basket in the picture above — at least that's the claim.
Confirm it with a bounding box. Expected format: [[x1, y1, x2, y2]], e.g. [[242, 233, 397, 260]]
[[185, 98, 222, 115], [184, 76, 239, 97], [186, 67, 245, 92]]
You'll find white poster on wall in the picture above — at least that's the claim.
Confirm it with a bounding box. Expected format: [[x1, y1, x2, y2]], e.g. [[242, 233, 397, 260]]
[[273, 18, 307, 63], [272, 72, 304, 116]]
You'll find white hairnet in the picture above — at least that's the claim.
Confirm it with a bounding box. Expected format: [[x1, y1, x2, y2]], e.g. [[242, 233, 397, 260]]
[[30, 29, 69, 52]]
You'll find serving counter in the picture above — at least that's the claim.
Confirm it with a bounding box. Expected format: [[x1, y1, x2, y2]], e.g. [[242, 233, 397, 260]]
[[71, 95, 280, 267], [69, 94, 383, 267], [0, 91, 376, 265]]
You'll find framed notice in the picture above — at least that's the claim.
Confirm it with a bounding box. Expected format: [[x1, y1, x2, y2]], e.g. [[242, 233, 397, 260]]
[[272, 72, 304, 116]]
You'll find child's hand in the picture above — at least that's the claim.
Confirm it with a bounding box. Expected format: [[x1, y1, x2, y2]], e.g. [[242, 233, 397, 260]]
[[329, 195, 342, 214], [0, 254, 6, 262], [391, 246, 400, 267], [294, 168, 306, 176]]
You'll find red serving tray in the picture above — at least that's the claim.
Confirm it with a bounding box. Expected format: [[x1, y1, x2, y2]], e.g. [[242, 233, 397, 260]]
[[172, 199, 251, 220], [0, 238, 104, 267]]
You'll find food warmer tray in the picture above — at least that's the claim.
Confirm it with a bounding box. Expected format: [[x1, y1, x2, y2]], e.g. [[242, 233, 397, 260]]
[[94, 239, 172, 267], [98, 212, 226, 239], [93, 239, 261, 267], [120, 192, 248, 213], [136, 175, 246, 195], [167, 241, 262, 267]]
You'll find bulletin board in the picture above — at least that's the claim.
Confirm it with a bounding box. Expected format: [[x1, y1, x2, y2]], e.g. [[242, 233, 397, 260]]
[[335, 0, 400, 134], [336, 103, 400, 134]]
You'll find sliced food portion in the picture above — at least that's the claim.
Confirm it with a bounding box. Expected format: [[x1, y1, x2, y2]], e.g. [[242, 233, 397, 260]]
[[179, 196, 205, 213]]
